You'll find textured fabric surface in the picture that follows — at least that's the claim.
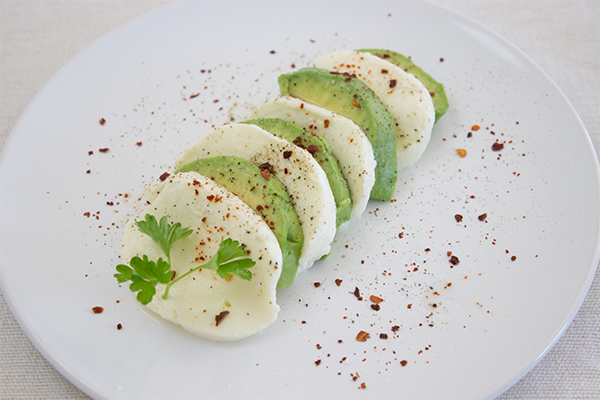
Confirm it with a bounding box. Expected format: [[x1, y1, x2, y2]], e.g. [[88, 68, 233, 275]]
[[1, 1, 598, 398]]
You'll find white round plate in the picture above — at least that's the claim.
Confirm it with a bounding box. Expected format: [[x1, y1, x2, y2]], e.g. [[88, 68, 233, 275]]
[[1, 1, 598, 399]]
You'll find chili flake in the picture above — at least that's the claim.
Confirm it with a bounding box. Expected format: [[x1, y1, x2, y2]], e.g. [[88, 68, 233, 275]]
[[370, 295, 383, 303], [215, 311, 230, 326], [356, 331, 370, 342], [492, 142, 504, 151], [92, 306, 104, 314]]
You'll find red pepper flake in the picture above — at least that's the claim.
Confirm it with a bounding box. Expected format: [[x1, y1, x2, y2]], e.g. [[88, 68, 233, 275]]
[[457, 148, 467, 157], [215, 311, 230, 326], [83, 212, 90, 217], [353, 287, 363, 300], [389, 79, 397, 88], [478, 213, 488, 221], [314, 282, 321, 288], [370, 304, 380, 311], [492, 142, 504, 151], [324, 119, 330, 128], [135, 141, 142, 146], [455, 214, 463, 222], [381, 68, 389, 74], [370, 295, 383, 303], [88, 150, 94, 155], [471, 124, 480, 131], [407, 303, 413, 309], [106, 201, 114, 206], [261, 169, 270, 180], [92, 306, 104, 314], [449, 255, 460, 265], [391, 325, 400, 332], [335, 279, 343, 286], [511, 255, 517, 261], [307, 144, 320, 154], [99, 148, 109, 153], [400, 360, 408, 366], [207, 195, 215, 201], [315, 359, 322, 366], [159, 172, 170, 182], [283, 150, 293, 159], [356, 331, 370, 342], [189, 93, 199, 99], [99, 118, 106, 125], [117, 323, 123, 330], [213, 99, 219, 103], [379, 333, 388, 339], [360, 383, 367, 389]]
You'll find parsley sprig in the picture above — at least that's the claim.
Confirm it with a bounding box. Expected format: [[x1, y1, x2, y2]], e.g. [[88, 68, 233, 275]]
[[115, 214, 256, 305]]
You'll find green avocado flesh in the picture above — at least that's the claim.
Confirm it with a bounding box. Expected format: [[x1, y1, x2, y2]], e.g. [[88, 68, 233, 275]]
[[278, 67, 397, 201], [176, 156, 303, 289], [359, 48, 449, 122], [242, 118, 352, 228]]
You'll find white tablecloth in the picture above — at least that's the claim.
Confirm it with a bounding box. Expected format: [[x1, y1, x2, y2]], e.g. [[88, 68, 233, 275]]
[[1, 1, 598, 398]]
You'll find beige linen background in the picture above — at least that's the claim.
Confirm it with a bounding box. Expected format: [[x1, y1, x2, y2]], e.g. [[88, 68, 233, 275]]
[[1, 1, 598, 398]]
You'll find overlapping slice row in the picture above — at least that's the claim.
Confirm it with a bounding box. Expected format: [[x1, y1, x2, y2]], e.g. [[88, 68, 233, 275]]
[[174, 123, 337, 276], [120, 48, 448, 341], [312, 51, 436, 171], [248, 95, 376, 221], [176, 155, 303, 289], [240, 118, 352, 229], [278, 67, 398, 201]]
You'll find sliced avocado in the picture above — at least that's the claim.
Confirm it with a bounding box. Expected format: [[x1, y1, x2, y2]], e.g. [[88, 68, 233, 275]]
[[176, 155, 303, 289], [359, 49, 449, 122], [278, 67, 397, 201], [241, 118, 352, 228]]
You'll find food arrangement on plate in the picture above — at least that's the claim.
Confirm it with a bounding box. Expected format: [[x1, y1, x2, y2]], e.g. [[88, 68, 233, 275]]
[[115, 49, 449, 341]]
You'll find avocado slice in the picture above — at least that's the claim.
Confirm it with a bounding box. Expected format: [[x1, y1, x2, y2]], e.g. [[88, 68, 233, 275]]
[[176, 155, 303, 289], [242, 118, 352, 228], [278, 67, 397, 201], [359, 49, 449, 122]]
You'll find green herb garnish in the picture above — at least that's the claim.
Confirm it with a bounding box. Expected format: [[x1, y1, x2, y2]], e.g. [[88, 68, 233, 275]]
[[115, 214, 256, 305]]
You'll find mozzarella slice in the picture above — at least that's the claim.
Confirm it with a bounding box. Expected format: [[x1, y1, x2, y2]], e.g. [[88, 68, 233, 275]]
[[248, 96, 376, 220], [120, 172, 282, 342], [312, 50, 435, 170], [174, 123, 336, 273]]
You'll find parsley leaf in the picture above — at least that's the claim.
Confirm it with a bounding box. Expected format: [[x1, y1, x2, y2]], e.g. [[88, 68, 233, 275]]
[[135, 214, 193, 264], [198, 238, 256, 281], [115, 214, 256, 305], [115, 256, 173, 305]]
